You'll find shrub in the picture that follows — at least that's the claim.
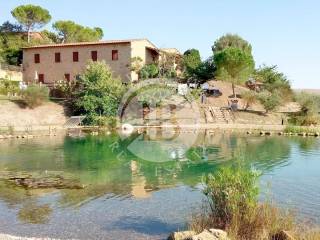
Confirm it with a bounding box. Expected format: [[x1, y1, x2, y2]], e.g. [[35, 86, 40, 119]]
[[50, 79, 75, 99], [20, 84, 49, 108], [91, 116, 117, 128], [137, 85, 175, 107], [0, 79, 19, 95], [241, 91, 257, 110], [140, 64, 159, 79], [203, 166, 260, 229], [72, 61, 126, 125], [257, 90, 281, 113], [189, 166, 299, 240], [290, 92, 320, 126]]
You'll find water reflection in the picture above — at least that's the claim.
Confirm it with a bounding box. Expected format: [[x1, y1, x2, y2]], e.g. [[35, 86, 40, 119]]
[[0, 130, 319, 225]]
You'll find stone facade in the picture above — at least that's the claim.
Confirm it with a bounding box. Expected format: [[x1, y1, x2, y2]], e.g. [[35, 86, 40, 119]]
[[22, 39, 160, 84]]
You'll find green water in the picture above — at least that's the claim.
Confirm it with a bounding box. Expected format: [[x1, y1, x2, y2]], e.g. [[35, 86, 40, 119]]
[[0, 130, 319, 239]]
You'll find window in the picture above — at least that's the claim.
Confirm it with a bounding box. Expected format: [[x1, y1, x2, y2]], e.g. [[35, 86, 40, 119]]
[[91, 51, 98, 61], [34, 54, 40, 63], [64, 73, 70, 82], [112, 50, 118, 61], [73, 52, 79, 62], [38, 74, 44, 83], [55, 52, 61, 63]]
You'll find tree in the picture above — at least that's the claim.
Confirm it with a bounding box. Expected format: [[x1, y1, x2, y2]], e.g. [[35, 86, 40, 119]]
[[258, 90, 281, 113], [241, 91, 258, 110], [158, 51, 178, 78], [0, 21, 23, 33], [183, 49, 201, 78], [52, 21, 104, 43], [193, 57, 216, 83], [41, 30, 60, 43], [253, 65, 292, 100], [11, 5, 51, 43], [214, 47, 254, 97], [212, 33, 252, 54], [72, 61, 126, 125]]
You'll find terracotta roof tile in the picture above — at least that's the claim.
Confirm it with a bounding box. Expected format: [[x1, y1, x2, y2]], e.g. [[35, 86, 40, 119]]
[[23, 38, 155, 49]]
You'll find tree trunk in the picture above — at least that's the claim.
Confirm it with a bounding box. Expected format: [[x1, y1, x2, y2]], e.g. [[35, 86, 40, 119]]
[[232, 83, 236, 98], [27, 27, 31, 43]]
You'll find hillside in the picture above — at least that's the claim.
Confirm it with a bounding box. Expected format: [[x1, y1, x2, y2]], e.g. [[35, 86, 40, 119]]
[[0, 100, 68, 130]]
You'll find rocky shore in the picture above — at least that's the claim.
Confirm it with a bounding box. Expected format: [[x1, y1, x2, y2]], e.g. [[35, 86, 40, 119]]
[[168, 229, 229, 240]]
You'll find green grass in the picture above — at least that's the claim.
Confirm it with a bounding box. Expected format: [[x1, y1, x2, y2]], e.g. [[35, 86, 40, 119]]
[[188, 166, 320, 240], [284, 125, 320, 134]]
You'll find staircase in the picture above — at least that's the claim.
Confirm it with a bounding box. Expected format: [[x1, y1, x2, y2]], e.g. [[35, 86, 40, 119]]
[[203, 106, 235, 124], [64, 116, 86, 128]]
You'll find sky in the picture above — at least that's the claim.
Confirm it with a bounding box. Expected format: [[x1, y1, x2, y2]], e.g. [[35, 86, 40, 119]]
[[1, 0, 319, 89]]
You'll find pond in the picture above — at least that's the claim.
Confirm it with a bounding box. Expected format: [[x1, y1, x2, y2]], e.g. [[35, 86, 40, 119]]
[[0, 130, 319, 240]]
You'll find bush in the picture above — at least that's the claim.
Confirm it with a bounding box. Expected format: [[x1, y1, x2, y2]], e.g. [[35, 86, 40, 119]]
[[241, 91, 257, 110], [72, 61, 126, 125], [50, 79, 75, 99], [189, 166, 300, 240], [203, 166, 260, 229], [0, 79, 19, 95], [140, 64, 159, 79], [91, 116, 117, 128], [20, 84, 49, 108], [257, 91, 281, 113], [290, 92, 320, 126]]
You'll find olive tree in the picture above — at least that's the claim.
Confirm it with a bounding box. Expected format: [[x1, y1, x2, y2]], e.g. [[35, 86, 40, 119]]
[[11, 5, 51, 43], [214, 47, 254, 97]]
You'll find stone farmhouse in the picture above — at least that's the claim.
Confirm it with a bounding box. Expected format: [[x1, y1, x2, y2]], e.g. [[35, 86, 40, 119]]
[[22, 39, 180, 84]]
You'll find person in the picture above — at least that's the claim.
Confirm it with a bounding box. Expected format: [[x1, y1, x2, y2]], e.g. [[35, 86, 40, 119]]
[[201, 92, 206, 104]]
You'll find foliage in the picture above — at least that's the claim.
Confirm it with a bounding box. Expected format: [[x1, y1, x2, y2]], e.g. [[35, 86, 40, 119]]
[[183, 50, 215, 83], [11, 4, 51, 43], [183, 49, 202, 78], [192, 57, 216, 82], [0, 79, 20, 95], [52, 20, 103, 43], [186, 88, 202, 101], [130, 57, 143, 74], [257, 90, 281, 113], [20, 84, 49, 108], [241, 91, 258, 110], [254, 65, 292, 101], [284, 125, 320, 134], [190, 166, 298, 240], [214, 47, 254, 96], [41, 29, 60, 43], [289, 92, 320, 126], [139, 64, 159, 79], [136, 85, 175, 107], [50, 79, 75, 99], [158, 51, 179, 78], [203, 166, 260, 229], [72, 61, 126, 125], [212, 34, 252, 54], [0, 21, 23, 32]]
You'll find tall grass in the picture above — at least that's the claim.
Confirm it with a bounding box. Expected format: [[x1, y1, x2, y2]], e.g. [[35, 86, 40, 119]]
[[189, 166, 320, 240], [284, 125, 320, 134]]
